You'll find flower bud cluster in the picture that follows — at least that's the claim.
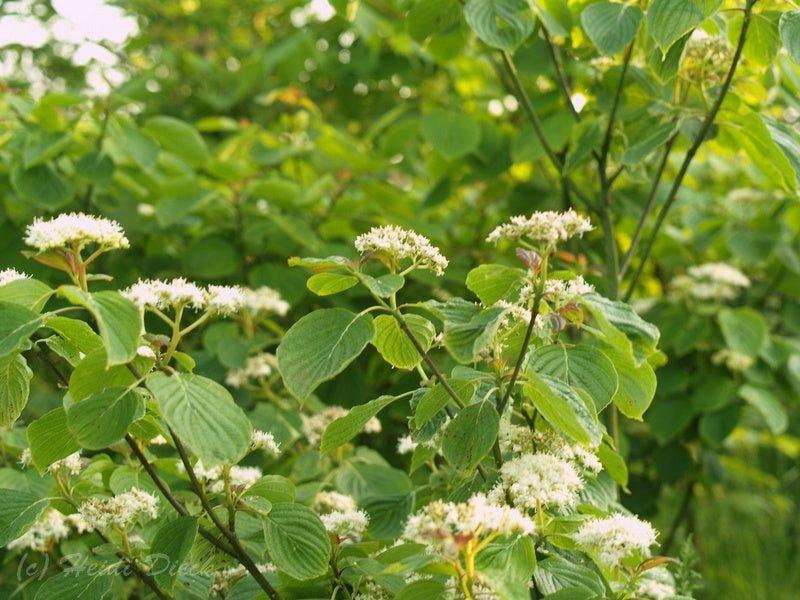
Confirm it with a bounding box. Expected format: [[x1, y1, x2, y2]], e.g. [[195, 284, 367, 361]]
[[314, 491, 369, 541], [671, 262, 750, 301], [490, 452, 584, 511], [242, 286, 290, 316], [25, 213, 129, 252], [355, 225, 449, 276], [123, 278, 245, 314]]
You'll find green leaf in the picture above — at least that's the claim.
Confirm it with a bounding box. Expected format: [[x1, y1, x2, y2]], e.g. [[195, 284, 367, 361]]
[[0, 353, 32, 428], [57, 287, 141, 367], [718, 307, 768, 359], [533, 555, 606, 597], [420, 109, 482, 159], [144, 115, 210, 167], [415, 379, 477, 427], [731, 12, 781, 67], [466, 264, 526, 305], [66, 387, 145, 450], [336, 462, 412, 500], [33, 570, 113, 600], [647, 0, 705, 53], [581, 2, 643, 55], [580, 293, 660, 364], [395, 580, 449, 600], [524, 371, 603, 446], [780, 10, 800, 65], [444, 306, 506, 364], [372, 314, 436, 369], [244, 475, 296, 503], [23, 131, 72, 168], [10, 163, 75, 209], [321, 394, 401, 453], [47, 316, 103, 355], [529, 345, 619, 412], [605, 345, 657, 420], [147, 372, 252, 467], [363, 493, 414, 539], [597, 441, 629, 488], [0, 489, 49, 546], [263, 503, 332, 580], [739, 385, 788, 435], [464, 0, 536, 51], [475, 536, 537, 599], [441, 400, 500, 470], [0, 302, 44, 357], [108, 116, 159, 169], [622, 121, 677, 165], [183, 236, 241, 279], [359, 273, 405, 298], [0, 278, 53, 312], [27, 407, 80, 474], [69, 347, 140, 401], [565, 120, 604, 170], [151, 516, 199, 591], [277, 308, 375, 400], [307, 272, 359, 296], [408, 0, 462, 41]]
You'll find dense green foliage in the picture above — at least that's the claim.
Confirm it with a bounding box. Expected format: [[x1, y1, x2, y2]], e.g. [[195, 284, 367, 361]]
[[1, 0, 800, 598]]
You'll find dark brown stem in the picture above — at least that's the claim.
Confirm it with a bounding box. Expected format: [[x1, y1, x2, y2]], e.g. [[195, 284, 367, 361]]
[[169, 427, 283, 600], [123, 434, 236, 556], [662, 480, 694, 555], [94, 530, 169, 600], [624, 0, 755, 301]]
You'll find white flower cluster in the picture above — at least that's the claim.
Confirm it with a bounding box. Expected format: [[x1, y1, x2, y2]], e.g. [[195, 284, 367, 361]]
[[314, 491, 369, 541], [491, 452, 584, 511], [397, 435, 418, 455], [354, 581, 392, 600], [574, 514, 658, 568], [210, 563, 276, 595], [25, 213, 129, 252], [533, 429, 602, 474], [47, 452, 84, 476], [402, 494, 535, 556], [355, 225, 449, 276], [7, 509, 70, 551], [123, 278, 244, 314], [635, 567, 677, 600], [542, 276, 595, 304], [302, 406, 381, 446], [0, 268, 28, 286], [189, 461, 263, 493], [77, 488, 159, 530], [672, 262, 750, 301], [251, 430, 281, 456], [242, 286, 290, 316], [486, 210, 593, 247], [225, 353, 276, 388]]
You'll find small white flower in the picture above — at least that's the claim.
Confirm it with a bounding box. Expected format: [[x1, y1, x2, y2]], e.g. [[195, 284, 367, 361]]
[[574, 514, 658, 568], [497, 452, 584, 510], [486, 209, 593, 248], [355, 225, 448, 276], [205, 285, 245, 316], [225, 353, 275, 388], [48, 452, 83, 476], [122, 278, 206, 311], [672, 262, 750, 301], [19, 448, 32, 468], [78, 488, 159, 530], [315, 491, 358, 513], [711, 349, 754, 371], [136, 345, 156, 359], [543, 276, 595, 304], [636, 567, 677, 600], [149, 434, 169, 445], [242, 286, 290, 316], [25, 213, 129, 252], [251, 430, 281, 456], [402, 494, 535, 557], [397, 435, 418, 455], [208, 466, 263, 493], [7, 509, 71, 551], [0, 268, 28, 286], [320, 509, 370, 540]]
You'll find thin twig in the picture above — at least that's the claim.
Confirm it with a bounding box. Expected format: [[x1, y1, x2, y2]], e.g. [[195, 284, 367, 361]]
[[623, 0, 756, 301], [94, 530, 170, 600]]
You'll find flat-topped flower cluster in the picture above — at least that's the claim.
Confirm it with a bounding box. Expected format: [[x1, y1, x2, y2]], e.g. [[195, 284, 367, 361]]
[[0, 268, 28, 286], [486, 209, 593, 248], [25, 213, 130, 252], [78, 488, 159, 530], [355, 224, 448, 276], [314, 491, 370, 541]]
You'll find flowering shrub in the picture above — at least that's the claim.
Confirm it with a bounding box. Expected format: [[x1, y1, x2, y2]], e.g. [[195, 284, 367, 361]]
[[0, 211, 683, 598]]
